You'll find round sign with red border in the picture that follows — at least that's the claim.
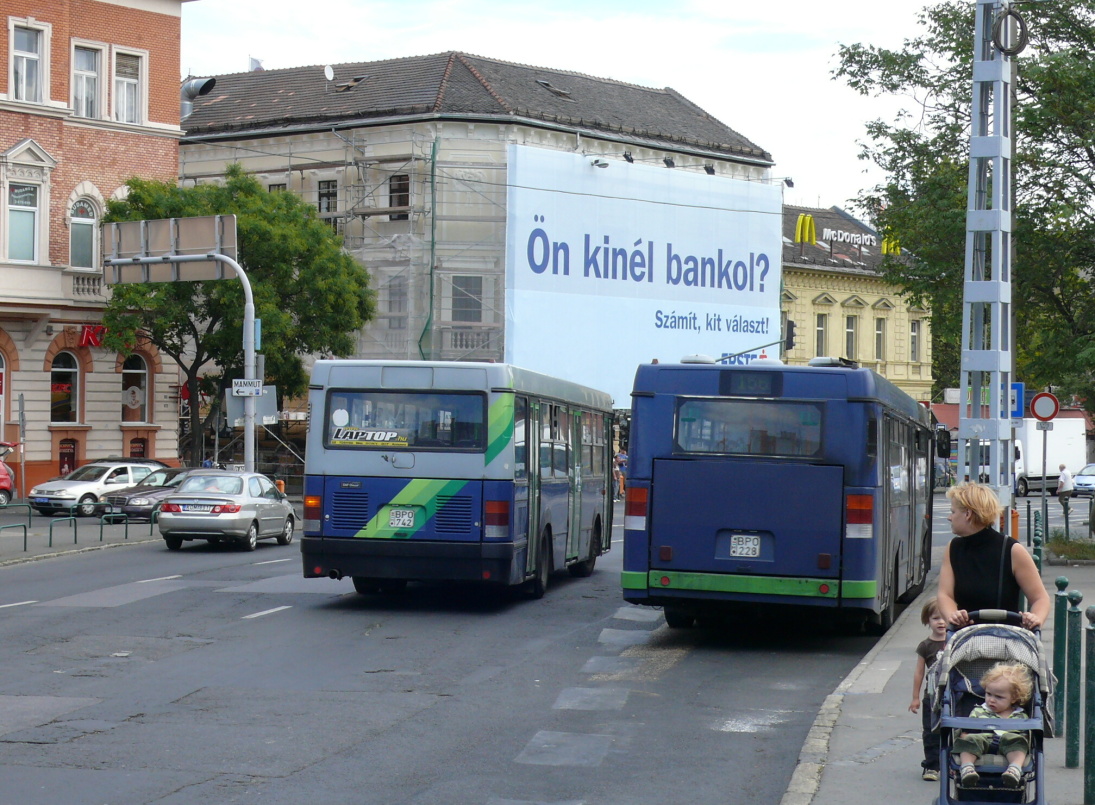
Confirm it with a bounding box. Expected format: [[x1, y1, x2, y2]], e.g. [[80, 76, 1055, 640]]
[[1030, 391, 1059, 422]]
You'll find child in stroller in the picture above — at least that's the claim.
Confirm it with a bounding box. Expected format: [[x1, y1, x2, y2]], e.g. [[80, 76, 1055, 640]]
[[953, 662, 1031, 788], [931, 610, 1054, 804]]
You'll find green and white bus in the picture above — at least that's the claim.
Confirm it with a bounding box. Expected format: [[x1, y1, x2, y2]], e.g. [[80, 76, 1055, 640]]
[[302, 360, 614, 597]]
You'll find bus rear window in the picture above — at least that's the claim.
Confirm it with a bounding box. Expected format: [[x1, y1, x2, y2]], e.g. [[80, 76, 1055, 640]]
[[325, 390, 486, 451], [675, 399, 822, 457]]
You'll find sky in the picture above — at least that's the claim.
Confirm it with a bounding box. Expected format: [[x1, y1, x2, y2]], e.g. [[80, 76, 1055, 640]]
[[180, 0, 936, 214]]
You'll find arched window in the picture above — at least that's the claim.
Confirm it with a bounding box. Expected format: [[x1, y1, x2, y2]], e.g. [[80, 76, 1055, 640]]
[[121, 354, 148, 422], [51, 351, 79, 423], [70, 198, 97, 269]]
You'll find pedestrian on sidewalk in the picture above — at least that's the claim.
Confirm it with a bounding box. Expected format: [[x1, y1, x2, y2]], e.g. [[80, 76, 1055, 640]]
[[938, 483, 1050, 630], [1056, 463, 1073, 515], [909, 596, 947, 782]]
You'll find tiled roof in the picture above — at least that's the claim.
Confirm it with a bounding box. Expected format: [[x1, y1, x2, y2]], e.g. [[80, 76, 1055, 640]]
[[783, 204, 893, 276], [183, 51, 771, 162]]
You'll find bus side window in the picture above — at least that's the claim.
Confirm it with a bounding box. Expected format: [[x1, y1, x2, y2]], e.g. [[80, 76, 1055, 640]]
[[540, 443, 553, 477], [515, 396, 527, 480], [553, 443, 568, 478]]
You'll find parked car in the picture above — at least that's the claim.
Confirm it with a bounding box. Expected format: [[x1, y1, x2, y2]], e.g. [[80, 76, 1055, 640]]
[[0, 442, 16, 506], [29, 460, 159, 516], [100, 466, 200, 520], [1072, 464, 1095, 498], [158, 470, 295, 551], [85, 457, 168, 468]]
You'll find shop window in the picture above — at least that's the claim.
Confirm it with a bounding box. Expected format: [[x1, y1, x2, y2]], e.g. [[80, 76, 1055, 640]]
[[51, 352, 79, 423], [122, 354, 148, 422]]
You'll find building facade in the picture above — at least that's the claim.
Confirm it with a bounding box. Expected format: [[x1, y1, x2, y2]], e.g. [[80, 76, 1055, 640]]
[[780, 205, 933, 401], [1, 0, 187, 489], [180, 52, 777, 372]]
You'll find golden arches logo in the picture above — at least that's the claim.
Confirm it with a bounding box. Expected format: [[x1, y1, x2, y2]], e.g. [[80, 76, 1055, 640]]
[[794, 214, 816, 244], [881, 235, 901, 255]]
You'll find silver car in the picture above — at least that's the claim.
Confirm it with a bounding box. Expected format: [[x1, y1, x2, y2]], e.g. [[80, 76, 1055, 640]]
[[157, 471, 295, 551], [1072, 464, 1095, 498]]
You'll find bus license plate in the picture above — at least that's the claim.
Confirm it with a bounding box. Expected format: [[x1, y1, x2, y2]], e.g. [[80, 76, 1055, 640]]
[[388, 508, 415, 528], [730, 535, 761, 557]]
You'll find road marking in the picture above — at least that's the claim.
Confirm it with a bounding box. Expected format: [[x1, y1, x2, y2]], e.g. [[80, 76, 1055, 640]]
[[242, 605, 292, 619], [553, 687, 629, 710], [138, 575, 181, 583], [0, 600, 36, 609], [515, 730, 614, 767], [253, 558, 293, 565]]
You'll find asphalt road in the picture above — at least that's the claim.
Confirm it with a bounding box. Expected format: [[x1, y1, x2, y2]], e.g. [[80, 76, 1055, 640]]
[[0, 511, 880, 805]]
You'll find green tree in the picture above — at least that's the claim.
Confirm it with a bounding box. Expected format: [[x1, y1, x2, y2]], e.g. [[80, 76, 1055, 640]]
[[836, 0, 1095, 404], [102, 164, 374, 464]]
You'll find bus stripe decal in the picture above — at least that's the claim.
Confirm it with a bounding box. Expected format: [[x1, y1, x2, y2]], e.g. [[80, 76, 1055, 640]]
[[485, 394, 513, 465], [358, 478, 469, 539], [642, 571, 877, 600]]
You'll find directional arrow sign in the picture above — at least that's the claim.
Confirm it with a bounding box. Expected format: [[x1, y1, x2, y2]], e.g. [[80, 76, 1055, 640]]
[[232, 379, 263, 397]]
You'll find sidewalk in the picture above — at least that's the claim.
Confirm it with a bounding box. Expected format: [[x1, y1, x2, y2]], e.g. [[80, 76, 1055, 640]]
[[783, 552, 1095, 805], [0, 505, 163, 567]]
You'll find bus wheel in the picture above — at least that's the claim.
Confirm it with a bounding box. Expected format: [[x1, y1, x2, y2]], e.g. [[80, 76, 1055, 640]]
[[352, 577, 381, 595], [568, 522, 600, 578], [528, 533, 552, 599], [664, 607, 695, 629]]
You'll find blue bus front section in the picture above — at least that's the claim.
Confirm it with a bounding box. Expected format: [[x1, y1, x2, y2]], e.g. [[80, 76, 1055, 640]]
[[301, 475, 527, 586]]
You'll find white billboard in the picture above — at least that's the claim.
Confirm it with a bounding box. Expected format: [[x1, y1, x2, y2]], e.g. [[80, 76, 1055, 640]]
[[505, 145, 782, 406]]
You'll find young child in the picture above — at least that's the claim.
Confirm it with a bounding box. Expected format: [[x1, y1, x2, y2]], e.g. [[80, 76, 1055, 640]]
[[909, 596, 948, 781], [953, 662, 1033, 788]]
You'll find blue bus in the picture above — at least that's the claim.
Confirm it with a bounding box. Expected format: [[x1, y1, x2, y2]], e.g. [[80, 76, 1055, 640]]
[[621, 358, 933, 630], [302, 361, 614, 597]]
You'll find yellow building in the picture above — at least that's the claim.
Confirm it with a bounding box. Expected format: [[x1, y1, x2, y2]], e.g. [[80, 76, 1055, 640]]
[[781, 205, 933, 401]]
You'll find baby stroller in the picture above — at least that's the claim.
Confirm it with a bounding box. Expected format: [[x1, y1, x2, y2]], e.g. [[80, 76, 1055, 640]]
[[930, 610, 1054, 804]]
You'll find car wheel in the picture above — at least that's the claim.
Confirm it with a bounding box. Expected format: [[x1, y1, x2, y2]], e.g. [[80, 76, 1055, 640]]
[[1017, 478, 1029, 497], [165, 536, 183, 551], [0, 489, 10, 506], [240, 522, 259, 551], [276, 517, 294, 545], [77, 495, 98, 517]]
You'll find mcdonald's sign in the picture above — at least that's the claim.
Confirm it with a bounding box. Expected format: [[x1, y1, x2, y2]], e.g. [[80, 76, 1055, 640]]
[[794, 214, 816, 244], [881, 235, 901, 255]]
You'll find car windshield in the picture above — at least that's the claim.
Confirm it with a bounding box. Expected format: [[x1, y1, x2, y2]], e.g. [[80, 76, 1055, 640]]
[[1079, 465, 1095, 476], [137, 470, 185, 488], [65, 465, 109, 481], [178, 475, 243, 495]]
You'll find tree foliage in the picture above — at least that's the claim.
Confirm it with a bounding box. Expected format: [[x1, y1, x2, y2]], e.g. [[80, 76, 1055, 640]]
[[102, 164, 374, 463], [835, 1, 1095, 405]]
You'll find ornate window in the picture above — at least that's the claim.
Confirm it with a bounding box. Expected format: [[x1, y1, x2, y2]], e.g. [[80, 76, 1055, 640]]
[[8, 183, 39, 262], [70, 199, 97, 269]]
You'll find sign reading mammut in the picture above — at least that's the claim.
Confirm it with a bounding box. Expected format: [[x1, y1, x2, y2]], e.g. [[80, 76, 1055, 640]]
[[504, 145, 782, 403]]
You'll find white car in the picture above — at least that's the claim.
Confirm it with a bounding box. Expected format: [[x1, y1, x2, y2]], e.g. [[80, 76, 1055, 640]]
[[29, 461, 161, 516]]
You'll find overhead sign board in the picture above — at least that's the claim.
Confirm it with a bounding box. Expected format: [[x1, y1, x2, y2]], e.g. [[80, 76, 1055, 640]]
[[1030, 391, 1059, 422], [103, 215, 237, 284], [232, 378, 264, 397]]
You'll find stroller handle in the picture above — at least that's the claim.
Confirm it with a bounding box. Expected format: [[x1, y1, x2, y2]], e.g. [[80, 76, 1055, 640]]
[[966, 609, 1024, 626]]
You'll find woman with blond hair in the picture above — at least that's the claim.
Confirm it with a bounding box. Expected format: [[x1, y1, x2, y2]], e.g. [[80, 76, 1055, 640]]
[[937, 483, 1049, 630]]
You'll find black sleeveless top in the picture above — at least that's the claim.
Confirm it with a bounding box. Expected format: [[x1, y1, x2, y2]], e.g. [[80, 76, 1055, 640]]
[[949, 526, 1021, 612]]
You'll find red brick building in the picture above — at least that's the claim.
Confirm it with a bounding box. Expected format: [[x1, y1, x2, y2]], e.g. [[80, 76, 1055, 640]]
[[1, 0, 187, 492]]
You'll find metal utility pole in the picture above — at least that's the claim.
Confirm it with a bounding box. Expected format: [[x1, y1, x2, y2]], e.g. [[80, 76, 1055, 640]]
[[957, 0, 1025, 519]]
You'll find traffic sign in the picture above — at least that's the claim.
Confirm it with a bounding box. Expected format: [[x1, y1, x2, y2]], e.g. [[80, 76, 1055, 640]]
[[1030, 391, 1059, 422], [231, 378, 263, 397]]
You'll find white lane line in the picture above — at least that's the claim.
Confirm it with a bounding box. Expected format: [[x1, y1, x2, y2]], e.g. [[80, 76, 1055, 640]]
[[0, 600, 37, 609], [253, 558, 293, 565], [138, 575, 182, 583], [242, 605, 292, 619]]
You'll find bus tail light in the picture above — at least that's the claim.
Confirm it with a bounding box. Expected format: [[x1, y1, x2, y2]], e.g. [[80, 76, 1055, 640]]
[[304, 495, 322, 532], [484, 499, 510, 540], [845, 494, 873, 539], [625, 486, 648, 531]]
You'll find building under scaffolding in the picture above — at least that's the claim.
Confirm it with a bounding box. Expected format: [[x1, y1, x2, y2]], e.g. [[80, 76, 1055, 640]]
[[179, 51, 775, 369]]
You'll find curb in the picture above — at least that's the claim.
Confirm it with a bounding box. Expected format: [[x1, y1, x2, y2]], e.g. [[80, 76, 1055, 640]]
[[779, 578, 938, 805]]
